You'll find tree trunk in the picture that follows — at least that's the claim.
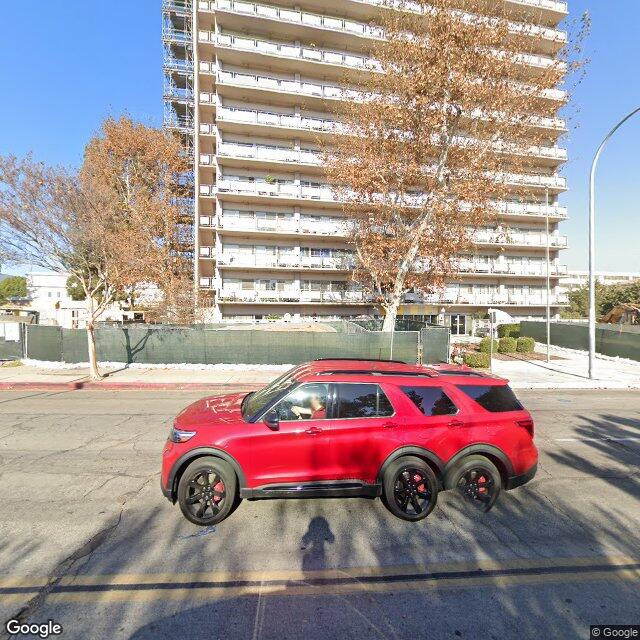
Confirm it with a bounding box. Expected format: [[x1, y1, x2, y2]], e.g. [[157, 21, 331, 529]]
[[382, 293, 401, 332], [86, 322, 102, 381]]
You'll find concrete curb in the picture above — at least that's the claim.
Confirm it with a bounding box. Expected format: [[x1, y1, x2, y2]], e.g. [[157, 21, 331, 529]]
[[0, 381, 264, 392]]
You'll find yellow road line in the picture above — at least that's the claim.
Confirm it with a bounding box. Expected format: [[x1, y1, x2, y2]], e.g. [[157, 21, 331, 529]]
[[1, 555, 638, 605]]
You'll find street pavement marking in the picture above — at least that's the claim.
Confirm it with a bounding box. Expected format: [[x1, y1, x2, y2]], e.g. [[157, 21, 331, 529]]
[[554, 437, 640, 443], [1, 556, 638, 603]]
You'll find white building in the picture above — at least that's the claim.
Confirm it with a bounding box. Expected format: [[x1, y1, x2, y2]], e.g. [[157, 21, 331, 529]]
[[560, 270, 640, 293], [163, 0, 570, 334], [26, 273, 145, 329]]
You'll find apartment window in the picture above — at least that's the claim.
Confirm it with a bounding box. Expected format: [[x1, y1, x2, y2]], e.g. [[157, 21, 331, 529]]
[[241, 280, 255, 290]]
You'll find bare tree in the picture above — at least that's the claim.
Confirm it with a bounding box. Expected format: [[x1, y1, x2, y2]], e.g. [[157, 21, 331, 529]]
[[325, 0, 587, 330], [0, 117, 191, 378]]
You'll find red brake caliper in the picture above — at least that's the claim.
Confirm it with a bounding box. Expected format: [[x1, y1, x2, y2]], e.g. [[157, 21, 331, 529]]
[[213, 481, 224, 504], [414, 474, 425, 493], [478, 475, 487, 494]]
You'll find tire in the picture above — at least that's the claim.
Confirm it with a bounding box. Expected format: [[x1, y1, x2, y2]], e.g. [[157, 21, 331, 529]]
[[177, 457, 238, 526], [444, 455, 501, 512], [382, 456, 438, 521]]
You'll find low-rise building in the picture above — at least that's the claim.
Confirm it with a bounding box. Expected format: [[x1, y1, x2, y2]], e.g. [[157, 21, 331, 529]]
[[560, 270, 640, 293]]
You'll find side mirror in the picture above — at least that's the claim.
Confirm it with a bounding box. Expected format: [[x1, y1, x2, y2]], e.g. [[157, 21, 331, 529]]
[[264, 410, 279, 431]]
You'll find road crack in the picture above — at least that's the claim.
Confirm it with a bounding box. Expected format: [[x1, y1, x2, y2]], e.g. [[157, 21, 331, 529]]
[[2, 474, 155, 639]]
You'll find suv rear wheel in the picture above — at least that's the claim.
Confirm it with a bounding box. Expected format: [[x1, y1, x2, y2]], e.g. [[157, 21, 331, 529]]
[[177, 457, 238, 526], [445, 454, 501, 512], [382, 456, 438, 521]]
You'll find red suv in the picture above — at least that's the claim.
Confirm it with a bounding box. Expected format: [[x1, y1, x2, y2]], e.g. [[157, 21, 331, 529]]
[[161, 359, 537, 525]]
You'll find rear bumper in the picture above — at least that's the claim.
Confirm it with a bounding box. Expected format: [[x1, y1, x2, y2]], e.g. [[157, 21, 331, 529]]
[[505, 462, 537, 490]]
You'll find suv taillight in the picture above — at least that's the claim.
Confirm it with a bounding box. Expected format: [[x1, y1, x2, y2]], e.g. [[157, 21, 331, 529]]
[[517, 419, 534, 438]]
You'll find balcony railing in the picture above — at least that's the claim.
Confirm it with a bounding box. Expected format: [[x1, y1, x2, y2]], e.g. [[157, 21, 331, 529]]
[[201, 215, 345, 236], [455, 262, 568, 276], [217, 107, 567, 159], [204, 0, 566, 47], [201, 31, 380, 71], [407, 293, 568, 306], [218, 106, 342, 133], [215, 70, 566, 127], [210, 180, 569, 218], [215, 253, 357, 270], [201, 30, 564, 75], [214, 142, 567, 189], [217, 289, 368, 303], [474, 231, 568, 247]]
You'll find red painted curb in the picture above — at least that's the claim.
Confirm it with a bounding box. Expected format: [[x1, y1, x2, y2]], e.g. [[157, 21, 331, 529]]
[[0, 381, 264, 392]]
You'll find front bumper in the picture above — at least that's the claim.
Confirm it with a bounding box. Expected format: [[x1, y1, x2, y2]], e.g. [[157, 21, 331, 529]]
[[505, 462, 537, 490], [161, 475, 173, 501]]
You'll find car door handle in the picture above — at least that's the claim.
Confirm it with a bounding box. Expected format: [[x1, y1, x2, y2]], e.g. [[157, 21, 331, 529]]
[[383, 422, 399, 429], [448, 419, 465, 429], [305, 427, 322, 435]]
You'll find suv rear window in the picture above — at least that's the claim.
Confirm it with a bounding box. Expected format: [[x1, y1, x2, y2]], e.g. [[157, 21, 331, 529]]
[[401, 386, 458, 416], [457, 384, 523, 413]]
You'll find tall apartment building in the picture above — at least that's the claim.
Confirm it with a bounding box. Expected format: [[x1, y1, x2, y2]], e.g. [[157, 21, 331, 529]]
[[162, 0, 570, 334]]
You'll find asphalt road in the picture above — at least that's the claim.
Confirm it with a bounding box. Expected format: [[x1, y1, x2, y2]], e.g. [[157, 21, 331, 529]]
[[0, 388, 639, 640]]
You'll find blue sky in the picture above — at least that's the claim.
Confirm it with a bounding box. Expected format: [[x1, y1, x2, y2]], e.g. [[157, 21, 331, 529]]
[[0, 1, 638, 274]]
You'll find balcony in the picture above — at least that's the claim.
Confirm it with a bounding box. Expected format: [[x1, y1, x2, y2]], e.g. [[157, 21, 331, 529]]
[[200, 28, 565, 78], [217, 288, 367, 303], [204, 0, 566, 53], [210, 180, 569, 220], [455, 262, 568, 277], [216, 253, 357, 270], [200, 31, 381, 72], [205, 0, 384, 39], [217, 141, 321, 168], [201, 214, 345, 236], [217, 106, 342, 134], [214, 70, 566, 127], [406, 292, 568, 306], [474, 231, 568, 248]]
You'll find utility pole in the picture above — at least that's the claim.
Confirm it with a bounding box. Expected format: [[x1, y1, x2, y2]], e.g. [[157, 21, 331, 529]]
[[545, 188, 551, 363]]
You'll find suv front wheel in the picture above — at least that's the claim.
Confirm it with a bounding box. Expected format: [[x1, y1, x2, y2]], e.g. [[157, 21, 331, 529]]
[[177, 457, 238, 526], [382, 456, 438, 521]]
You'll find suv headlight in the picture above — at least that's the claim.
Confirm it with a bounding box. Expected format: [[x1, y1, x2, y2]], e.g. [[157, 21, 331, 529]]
[[169, 426, 197, 443]]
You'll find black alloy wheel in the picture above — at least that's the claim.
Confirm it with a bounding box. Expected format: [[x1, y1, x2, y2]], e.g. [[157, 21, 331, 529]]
[[177, 457, 237, 526], [382, 456, 438, 521]]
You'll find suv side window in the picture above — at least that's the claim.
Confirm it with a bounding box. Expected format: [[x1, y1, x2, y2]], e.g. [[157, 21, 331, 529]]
[[401, 386, 458, 416], [335, 384, 394, 418], [273, 383, 330, 421], [456, 384, 523, 412]]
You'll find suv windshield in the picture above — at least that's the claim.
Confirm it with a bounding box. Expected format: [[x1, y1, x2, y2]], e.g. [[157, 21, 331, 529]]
[[242, 367, 300, 420]]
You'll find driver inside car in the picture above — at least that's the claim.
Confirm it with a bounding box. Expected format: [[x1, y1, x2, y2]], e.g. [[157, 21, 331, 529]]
[[291, 392, 326, 420]]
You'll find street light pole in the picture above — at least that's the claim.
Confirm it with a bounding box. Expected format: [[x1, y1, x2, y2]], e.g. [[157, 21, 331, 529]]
[[545, 188, 551, 363], [588, 107, 640, 379]]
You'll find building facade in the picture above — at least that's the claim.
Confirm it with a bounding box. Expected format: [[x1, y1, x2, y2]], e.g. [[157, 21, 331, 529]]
[[560, 270, 640, 294], [162, 0, 570, 333]]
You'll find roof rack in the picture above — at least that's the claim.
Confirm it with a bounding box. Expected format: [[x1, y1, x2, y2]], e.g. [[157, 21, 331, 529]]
[[316, 369, 437, 378], [313, 358, 408, 364]]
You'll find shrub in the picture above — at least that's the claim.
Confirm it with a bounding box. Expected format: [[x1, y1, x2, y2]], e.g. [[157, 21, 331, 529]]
[[479, 337, 498, 353], [498, 323, 520, 339], [498, 336, 517, 353], [464, 352, 490, 368], [516, 336, 535, 353]]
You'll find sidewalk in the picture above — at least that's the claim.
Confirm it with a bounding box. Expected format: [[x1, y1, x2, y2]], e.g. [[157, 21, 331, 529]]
[[491, 344, 640, 389], [0, 363, 285, 391], [1, 346, 639, 390]]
